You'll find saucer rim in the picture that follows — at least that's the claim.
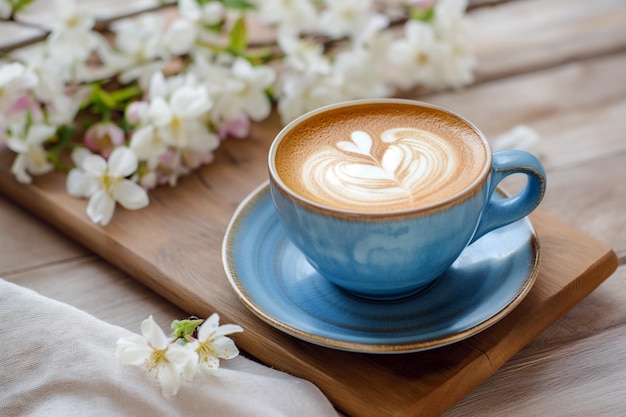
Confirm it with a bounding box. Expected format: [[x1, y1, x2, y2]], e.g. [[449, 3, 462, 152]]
[[222, 181, 540, 354]]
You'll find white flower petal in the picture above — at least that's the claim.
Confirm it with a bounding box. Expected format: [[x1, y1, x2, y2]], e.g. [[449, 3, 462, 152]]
[[116, 335, 152, 365], [212, 323, 244, 338], [67, 169, 99, 198], [27, 124, 57, 144], [25, 146, 53, 175], [112, 180, 149, 210], [11, 154, 31, 184], [244, 90, 271, 121], [108, 147, 138, 178], [86, 189, 115, 226], [197, 313, 220, 340], [140, 316, 168, 349], [83, 154, 107, 176], [178, 0, 201, 21], [66, 168, 87, 197], [149, 71, 169, 99], [199, 354, 220, 371], [166, 343, 198, 380], [158, 361, 182, 398], [71, 147, 92, 167], [148, 97, 173, 127], [6, 138, 28, 154], [130, 125, 161, 160], [212, 336, 240, 360], [179, 342, 200, 382], [164, 19, 197, 55], [170, 86, 212, 119]]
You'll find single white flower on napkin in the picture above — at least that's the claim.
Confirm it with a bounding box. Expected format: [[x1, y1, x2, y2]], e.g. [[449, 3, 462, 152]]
[[192, 313, 243, 375], [116, 314, 244, 397], [116, 316, 198, 398]]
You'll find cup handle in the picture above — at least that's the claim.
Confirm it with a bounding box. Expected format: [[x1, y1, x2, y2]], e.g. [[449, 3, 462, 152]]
[[470, 150, 546, 244]]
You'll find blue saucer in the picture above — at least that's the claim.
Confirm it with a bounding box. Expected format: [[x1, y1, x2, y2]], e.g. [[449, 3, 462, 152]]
[[222, 182, 540, 354]]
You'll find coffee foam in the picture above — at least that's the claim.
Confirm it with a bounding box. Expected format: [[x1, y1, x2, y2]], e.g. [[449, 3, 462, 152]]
[[274, 103, 487, 212]]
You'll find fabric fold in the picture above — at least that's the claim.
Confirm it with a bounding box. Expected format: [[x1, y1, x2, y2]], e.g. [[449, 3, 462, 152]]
[[0, 279, 338, 417]]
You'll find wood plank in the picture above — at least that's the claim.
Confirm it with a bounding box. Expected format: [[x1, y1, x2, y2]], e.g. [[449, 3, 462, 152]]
[[523, 265, 626, 352], [421, 52, 626, 152], [0, 121, 618, 417], [1, 46, 623, 417], [444, 276, 626, 416], [1, 190, 622, 417], [0, 1, 623, 415], [539, 152, 626, 257], [0, 196, 88, 276], [470, 0, 626, 81]]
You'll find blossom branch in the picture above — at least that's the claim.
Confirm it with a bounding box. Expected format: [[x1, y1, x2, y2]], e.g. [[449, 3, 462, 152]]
[[0, 0, 475, 226], [116, 314, 243, 397]]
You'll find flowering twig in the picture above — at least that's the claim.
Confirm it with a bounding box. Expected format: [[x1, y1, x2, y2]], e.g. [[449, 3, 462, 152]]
[[0, 0, 475, 226], [116, 314, 243, 397]]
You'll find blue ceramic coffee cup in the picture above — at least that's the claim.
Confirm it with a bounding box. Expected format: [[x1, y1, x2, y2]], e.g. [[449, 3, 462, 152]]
[[268, 99, 546, 300]]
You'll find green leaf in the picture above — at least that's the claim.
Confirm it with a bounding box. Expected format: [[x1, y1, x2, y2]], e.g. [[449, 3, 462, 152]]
[[109, 86, 143, 104], [409, 6, 436, 23], [244, 47, 274, 65], [221, 0, 256, 10], [227, 15, 248, 54], [9, 0, 35, 14], [94, 86, 117, 110], [171, 318, 204, 342], [46, 124, 75, 172]]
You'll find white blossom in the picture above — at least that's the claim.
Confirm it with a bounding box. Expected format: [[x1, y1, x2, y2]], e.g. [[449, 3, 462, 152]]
[[148, 84, 216, 152], [165, 0, 225, 55], [0, 63, 38, 114], [116, 316, 198, 398], [251, 0, 318, 35], [332, 44, 392, 99], [2, 0, 476, 226], [192, 313, 243, 375], [386, 20, 440, 89], [42, 0, 101, 80], [105, 14, 169, 84], [218, 58, 276, 122], [317, 0, 389, 43], [67, 147, 149, 226], [276, 36, 344, 123], [432, 0, 475, 87], [6, 124, 56, 184], [0, 1, 12, 19]]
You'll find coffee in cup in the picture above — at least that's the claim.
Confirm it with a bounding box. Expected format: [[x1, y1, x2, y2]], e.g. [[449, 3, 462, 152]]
[[268, 99, 546, 300], [274, 102, 487, 212]]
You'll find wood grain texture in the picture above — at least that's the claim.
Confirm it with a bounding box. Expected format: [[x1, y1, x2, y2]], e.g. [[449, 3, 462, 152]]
[[469, 0, 626, 81], [0, 68, 620, 417], [1, 0, 625, 416], [0, 154, 618, 416], [444, 294, 626, 417]]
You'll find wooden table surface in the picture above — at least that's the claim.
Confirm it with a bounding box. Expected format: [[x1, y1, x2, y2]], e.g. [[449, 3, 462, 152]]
[[2, 0, 626, 415]]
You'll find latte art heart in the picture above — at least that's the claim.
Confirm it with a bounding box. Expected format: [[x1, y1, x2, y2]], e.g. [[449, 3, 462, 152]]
[[300, 128, 458, 211]]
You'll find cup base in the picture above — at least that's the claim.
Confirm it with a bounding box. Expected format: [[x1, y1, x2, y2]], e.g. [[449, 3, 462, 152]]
[[336, 278, 441, 302]]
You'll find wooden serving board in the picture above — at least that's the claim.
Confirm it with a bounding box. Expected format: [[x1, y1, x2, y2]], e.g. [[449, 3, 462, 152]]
[[0, 109, 618, 416]]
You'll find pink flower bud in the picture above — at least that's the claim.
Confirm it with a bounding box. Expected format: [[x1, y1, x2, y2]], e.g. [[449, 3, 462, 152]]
[[125, 101, 147, 124], [6, 94, 43, 121], [412, 0, 436, 9], [83, 122, 126, 159], [218, 113, 250, 140]]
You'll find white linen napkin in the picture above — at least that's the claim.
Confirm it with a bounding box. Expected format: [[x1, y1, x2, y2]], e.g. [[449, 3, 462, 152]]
[[0, 279, 339, 417]]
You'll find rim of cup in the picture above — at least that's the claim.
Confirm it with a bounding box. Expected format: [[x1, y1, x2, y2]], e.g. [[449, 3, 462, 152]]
[[268, 98, 493, 219]]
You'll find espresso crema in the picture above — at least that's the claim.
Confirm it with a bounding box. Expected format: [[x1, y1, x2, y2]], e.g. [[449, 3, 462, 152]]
[[274, 103, 487, 212]]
